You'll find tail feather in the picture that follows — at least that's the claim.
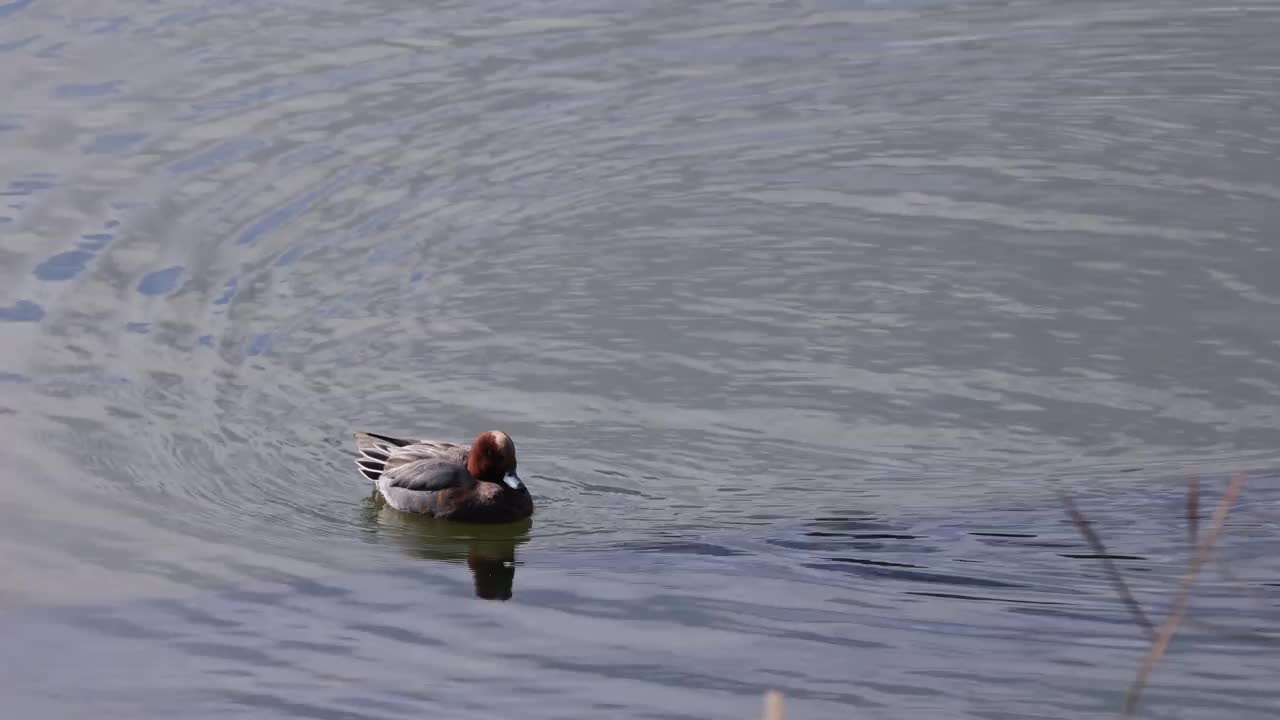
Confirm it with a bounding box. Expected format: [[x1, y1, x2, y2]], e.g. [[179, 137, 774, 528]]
[[356, 459, 383, 481], [354, 431, 409, 483], [357, 431, 415, 448]]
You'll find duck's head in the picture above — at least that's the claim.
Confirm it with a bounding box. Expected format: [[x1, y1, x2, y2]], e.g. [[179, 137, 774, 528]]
[[467, 430, 524, 490]]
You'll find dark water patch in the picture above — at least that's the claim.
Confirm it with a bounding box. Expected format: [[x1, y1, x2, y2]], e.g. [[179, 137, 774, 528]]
[[904, 591, 1066, 605], [84, 131, 146, 155], [860, 681, 947, 699], [144, 599, 243, 630], [169, 139, 265, 175], [826, 557, 924, 569], [577, 480, 646, 496], [344, 622, 445, 648], [276, 639, 357, 656], [33, 250, 94, 281], [513, 655, 876, 708], [175, 641, 288, 667], [0, 34, 37, 52], [275, 246, 306, 267], [618, 541, 748, 557], [206, 667, 255, 678], [218, 588, 292, 607], [218, 563, 354, 600], [136, 266, 184, 296], [768, 520, 936, 556], [808, 532, 921, 540], [81, 16, 130, 35], [35, 41, 66, 59], [0, 0, 36, 19], [218, 692, 397, 720], [2, 175, 55, 194], [52, 608, 183, 641], [234, 170, 356, 247], [1061, 553, 1147, 561], [54, 80, 121, 98], [0, 299, 43, 322], [806, 561, 1027, 589], [329, 696, 424, 716], [333, 593, 412, 611], [212, 277, 237, 306], [246, 332, 274, 356], [1012, 540, 1079, 549]]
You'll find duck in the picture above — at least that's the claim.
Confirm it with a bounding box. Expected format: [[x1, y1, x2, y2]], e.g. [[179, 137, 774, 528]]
[[353, 430, 534, 523]]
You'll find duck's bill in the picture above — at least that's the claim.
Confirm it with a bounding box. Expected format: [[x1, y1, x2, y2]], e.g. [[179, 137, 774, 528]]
[[502, 472, 523, 490]]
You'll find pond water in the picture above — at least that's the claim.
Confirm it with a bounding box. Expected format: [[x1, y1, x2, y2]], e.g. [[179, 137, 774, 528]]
[[1, 1, 1279, 718]]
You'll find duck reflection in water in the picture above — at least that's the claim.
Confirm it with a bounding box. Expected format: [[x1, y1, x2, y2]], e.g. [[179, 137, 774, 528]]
[[360, 491, 531, 601]]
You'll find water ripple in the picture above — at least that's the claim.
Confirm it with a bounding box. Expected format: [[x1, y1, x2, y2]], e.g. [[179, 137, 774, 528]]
[[1, 0, 1278, 717]]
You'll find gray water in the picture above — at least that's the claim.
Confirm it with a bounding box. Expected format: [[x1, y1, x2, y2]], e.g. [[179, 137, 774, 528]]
[[2, 1, 1279, 718]]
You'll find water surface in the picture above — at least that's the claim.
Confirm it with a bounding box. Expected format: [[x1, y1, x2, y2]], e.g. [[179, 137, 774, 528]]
[[2, 1, 1279, 718]]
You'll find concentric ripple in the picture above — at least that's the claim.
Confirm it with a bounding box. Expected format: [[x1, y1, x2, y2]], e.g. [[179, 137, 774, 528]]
[[2, 0, 1279, 718]]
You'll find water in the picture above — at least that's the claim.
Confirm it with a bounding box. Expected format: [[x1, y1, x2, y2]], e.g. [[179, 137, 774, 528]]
[[2, 0, 1279, 717]]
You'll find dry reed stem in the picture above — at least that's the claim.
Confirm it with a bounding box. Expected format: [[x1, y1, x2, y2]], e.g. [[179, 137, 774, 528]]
[[763, 690, 784, 720], [1056, 488, 1155, 639], [1185, 478, 1264, 609], [1188, 475, 1271, 636], [1121, 472, 1246, 718]]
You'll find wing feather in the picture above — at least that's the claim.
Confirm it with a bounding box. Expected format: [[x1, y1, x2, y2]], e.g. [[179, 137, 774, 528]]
[[382, 458, 471, 492], [353, 432, 469, 484]]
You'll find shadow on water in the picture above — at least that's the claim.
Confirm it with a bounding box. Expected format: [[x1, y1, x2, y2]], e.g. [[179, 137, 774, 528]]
[[356, 492, 531, 601]]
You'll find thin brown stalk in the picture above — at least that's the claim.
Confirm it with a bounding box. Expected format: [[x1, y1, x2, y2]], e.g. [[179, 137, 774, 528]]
[[1056, 489, 1155, 639], [763, 690, 784, 720], [1121, 472, 1246, 718]]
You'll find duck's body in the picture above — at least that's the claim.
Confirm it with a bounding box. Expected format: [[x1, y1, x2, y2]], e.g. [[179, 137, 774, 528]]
[[354, 430, 533, 523]]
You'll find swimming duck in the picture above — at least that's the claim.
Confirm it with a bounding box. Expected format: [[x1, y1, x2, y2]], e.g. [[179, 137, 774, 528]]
[[353, 430, 533, 523]]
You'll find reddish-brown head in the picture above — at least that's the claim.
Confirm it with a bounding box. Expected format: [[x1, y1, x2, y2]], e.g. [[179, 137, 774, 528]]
[[466, 431, 523, 490]]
